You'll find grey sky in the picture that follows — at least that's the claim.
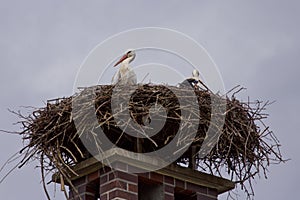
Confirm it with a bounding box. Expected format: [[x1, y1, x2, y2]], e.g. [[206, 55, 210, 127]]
[[0, 1, 299, 199]]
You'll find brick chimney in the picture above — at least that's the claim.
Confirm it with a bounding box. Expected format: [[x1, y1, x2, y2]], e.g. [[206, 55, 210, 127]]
[[55, 148, 234, 200]]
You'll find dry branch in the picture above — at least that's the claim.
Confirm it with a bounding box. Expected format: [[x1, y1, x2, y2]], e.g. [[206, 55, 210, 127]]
[[7, 84, 284, 199]]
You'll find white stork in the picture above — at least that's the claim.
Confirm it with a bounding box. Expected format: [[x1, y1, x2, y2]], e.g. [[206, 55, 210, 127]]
[[179, 69, 201, 88], [112, 49, 137, 85], [179, 69, 209, 91]]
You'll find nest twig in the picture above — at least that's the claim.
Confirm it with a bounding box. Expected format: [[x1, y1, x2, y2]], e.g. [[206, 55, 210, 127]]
[[2, 84, 285, 199]]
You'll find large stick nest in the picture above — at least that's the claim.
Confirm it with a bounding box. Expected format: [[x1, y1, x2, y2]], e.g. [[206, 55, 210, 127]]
[[13, 84, 284, 199]]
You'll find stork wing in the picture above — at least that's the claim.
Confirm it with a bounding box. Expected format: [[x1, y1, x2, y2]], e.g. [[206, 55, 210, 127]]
[[111, 70, 121, 84], [127, 70, 137, 85]]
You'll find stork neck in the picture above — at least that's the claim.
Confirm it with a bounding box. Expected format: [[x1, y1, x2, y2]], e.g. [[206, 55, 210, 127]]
[[121, 57, 132, 68], [192, 75, 200, 81]]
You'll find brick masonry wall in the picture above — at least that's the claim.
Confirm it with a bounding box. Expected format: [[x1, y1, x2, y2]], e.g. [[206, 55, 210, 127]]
[[138, 171, 218, 200], [68, 175, 99, 200], [68, 164, 218, 200], [100, 168, 138, 200]]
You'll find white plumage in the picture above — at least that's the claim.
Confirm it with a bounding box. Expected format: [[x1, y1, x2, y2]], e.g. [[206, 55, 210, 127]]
[[179, 69, 209, 91], [179, 69, 201, 88], [112, 49, 137, 85]]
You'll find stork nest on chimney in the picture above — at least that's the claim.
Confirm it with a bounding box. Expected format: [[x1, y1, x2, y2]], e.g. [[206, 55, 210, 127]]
[[7, 84, 284, 199]]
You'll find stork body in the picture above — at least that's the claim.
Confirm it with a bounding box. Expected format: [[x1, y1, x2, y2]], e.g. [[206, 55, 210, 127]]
[[112, 50, 137, 85], [179, 69, 209, 91], [180, 69, 201, 88]]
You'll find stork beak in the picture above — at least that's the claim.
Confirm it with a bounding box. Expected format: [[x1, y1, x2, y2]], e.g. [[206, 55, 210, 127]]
[[114, 54, 128, 67]]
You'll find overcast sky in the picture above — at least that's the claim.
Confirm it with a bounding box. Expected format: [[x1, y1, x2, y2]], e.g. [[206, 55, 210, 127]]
[[0, 1, 299, 199]]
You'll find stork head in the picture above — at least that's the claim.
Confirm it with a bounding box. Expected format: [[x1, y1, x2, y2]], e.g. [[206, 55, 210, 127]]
[[114, 49, 136, 67], [192, 69, 200, 78]]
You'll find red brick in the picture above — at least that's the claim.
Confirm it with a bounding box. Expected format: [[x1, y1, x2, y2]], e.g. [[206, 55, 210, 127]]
[[99, 166, 111, 175], [164, 184, 174, 193], [100, 193, 108, 200], [69, 193, 94, 200], [77, 185, 87, 194], [85, 194, 96, 200], [108, 171, 115, 181], [101, 180, 127, 193], [116, 171, 138, 183], [77, 185, 96, 194], [137, 172, 150, 179], [207, 188, 218, 197], [165, 193, 174, 200], [100, 174, 108, 184], [164, 176, 174, 186], [109, 189, 138, 200], [72, 176, 87, 186], [88, 170, 99, 181], [150, 172, 163, 183], [175, 179, 185, 189], [128, 183, 138, 193]]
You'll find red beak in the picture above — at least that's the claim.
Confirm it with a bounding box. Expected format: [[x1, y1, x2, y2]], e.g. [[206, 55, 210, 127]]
[[114, 54, 128, 67]]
